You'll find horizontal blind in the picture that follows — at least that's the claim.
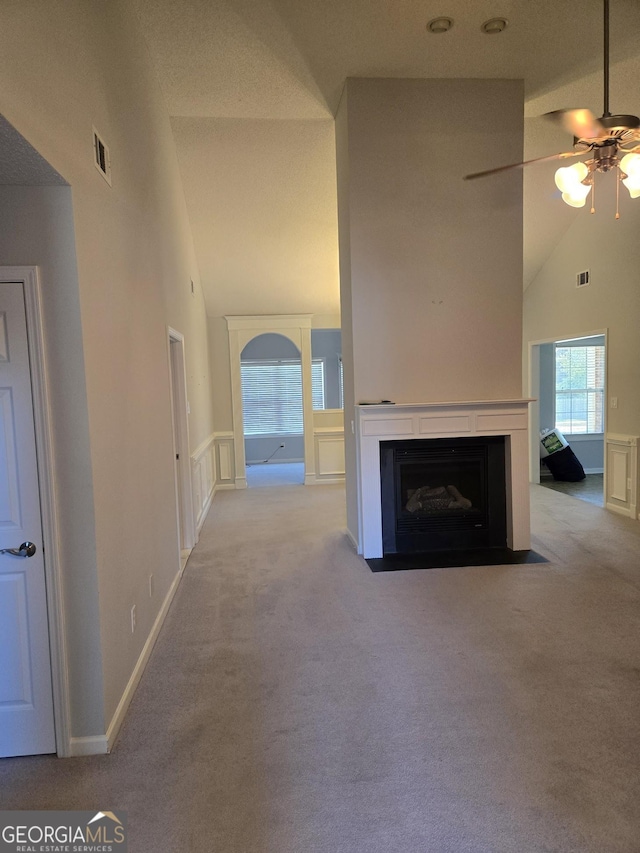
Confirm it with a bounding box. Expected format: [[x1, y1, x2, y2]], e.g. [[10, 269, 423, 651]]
[[555, 345, 605, 434], [241, 359, 325, 434], [312, 360, 325, 410]]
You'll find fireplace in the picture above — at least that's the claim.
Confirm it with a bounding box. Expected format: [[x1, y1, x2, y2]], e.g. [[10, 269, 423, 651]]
[[380, 436, 507, 554], [353, 400, 532, 559]]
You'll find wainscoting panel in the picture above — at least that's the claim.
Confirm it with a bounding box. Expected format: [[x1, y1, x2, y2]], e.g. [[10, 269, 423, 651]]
[[191, 435, 215, 534], [313, 428, 345, 483], [605, 434, 638, 519], [214, 432, 236, 490]]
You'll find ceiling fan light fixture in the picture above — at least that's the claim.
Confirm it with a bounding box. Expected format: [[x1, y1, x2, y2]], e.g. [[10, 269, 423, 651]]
[[561, 187, 592, 208], [554, 161, 589, 193], [620, 152, 640, 196], [555, 162, 592, 207], [481, 17, 508, 34], [426, 17, 454, 34]]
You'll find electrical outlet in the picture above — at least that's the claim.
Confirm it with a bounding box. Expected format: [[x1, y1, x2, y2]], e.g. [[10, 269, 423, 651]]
[[130, 604, 137, 633], [611, 397, 618, 409], [149, 574, 154, 598]]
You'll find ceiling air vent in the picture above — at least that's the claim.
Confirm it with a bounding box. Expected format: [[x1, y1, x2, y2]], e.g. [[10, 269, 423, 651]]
[[576, 270, 590, 288], [93, 126, 111, 186]]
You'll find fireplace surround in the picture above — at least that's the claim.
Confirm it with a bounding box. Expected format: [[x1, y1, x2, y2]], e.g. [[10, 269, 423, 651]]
[[354, 400, 532, 559]]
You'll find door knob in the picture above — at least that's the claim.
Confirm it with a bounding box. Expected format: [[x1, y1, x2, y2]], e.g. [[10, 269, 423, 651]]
[[0, 542, 37, 557]]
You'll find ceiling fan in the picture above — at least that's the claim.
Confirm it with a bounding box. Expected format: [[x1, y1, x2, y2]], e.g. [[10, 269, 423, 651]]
[[464, 0, 640, 216]]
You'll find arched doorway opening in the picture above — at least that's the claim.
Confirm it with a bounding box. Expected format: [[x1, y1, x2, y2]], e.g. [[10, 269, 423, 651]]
[[241, 333, 305, 486]]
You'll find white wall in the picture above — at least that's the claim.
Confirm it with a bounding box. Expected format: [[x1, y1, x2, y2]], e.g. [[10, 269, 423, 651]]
[[0, 0, 215, 742], [337, 78, 524, 406]]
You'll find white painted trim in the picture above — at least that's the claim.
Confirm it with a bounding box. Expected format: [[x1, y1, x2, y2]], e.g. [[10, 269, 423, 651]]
[[168, 328, 196, 551], [605, 433, 638, 520], [356, 400, 532, 558], [213, 431, 235, 487], [225, 314, 313, 331], [197, 485, 214, 535], [106, 563, 184, 752], [307, 477, 345, 486], [345, 528, 359, 551], [69, 735, 109, 757], [584, 467, 604, 475], [527, 329, 608, 489], [1, 267, 72, 757], [225, 315, 317, 489], [191, 433, 215, 534]]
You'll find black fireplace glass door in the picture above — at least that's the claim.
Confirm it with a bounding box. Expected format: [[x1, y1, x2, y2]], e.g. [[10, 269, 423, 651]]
[[380, 436, 507, 554]]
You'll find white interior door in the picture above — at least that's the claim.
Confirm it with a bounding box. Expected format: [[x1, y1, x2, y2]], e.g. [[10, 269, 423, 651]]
[[0, 282, 56, 757]]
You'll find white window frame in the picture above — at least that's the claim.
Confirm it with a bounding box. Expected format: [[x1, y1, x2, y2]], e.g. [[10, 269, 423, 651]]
[[554, 343, 605, 435]]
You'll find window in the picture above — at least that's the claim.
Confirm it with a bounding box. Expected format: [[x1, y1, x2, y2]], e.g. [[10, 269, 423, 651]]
[[241, 359, 325, 435], [555, 344, 605, 434]]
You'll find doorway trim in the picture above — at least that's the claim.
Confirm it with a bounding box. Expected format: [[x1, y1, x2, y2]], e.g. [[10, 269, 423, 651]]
[[528, 328, 608, 484], [226, 315, 315, 488], [167, 328, 196, 556], [1, 266, 71, 757]]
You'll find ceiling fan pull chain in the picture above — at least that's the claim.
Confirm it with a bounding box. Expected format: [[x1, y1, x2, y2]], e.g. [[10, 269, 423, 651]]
[[616, 169, 620, 219], [591, 171, 596, 214]]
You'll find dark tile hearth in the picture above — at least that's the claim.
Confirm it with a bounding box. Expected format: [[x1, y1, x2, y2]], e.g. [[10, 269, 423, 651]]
[[366, 548, 548, 572]]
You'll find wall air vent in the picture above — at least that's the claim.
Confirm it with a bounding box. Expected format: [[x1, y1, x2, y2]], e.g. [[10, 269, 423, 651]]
[[93, 126, 112, 186], [576, 270, 590, 288]]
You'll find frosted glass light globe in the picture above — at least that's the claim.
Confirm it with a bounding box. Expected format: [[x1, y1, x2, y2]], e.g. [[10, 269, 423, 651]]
[[555, 161, 589, 193]]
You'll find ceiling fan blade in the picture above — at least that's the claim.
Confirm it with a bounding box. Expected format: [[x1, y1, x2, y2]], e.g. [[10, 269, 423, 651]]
[[544, 108, 606, 140], [463, 151, 581, 181]]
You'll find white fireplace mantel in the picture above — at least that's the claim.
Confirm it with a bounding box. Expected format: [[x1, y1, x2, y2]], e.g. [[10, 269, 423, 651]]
[[355, 399, 533, 558]]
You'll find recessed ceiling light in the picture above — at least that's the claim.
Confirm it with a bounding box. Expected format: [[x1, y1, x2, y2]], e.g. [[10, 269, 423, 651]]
[[481, 17, 508, 34], [427, 17, 454, 34]]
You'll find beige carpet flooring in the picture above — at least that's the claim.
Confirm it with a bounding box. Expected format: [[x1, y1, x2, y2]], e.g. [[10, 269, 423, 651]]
[[1, 484, 640, 852]]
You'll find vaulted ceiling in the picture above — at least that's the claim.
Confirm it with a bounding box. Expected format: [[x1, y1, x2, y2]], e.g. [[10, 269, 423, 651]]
[[133, 0, 640, 312]]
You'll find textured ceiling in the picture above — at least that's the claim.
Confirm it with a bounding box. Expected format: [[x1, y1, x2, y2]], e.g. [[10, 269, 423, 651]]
[[132, 0, 640, 309]]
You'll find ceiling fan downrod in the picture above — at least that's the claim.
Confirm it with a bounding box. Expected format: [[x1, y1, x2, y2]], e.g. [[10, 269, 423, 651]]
[[603, 0, 611, 117]]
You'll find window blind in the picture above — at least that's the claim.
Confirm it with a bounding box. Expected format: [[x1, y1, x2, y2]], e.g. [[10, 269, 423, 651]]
[[241, 359, 325, 435], [555, 345, 605, 434]]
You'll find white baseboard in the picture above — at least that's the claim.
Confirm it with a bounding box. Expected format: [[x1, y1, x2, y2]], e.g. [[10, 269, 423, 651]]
[[105, 564, 184, 752], [306, 476, 345, 485], [68, 735, 109, 757], [606, 502, 633, 518], [345, 528, 359, 552], [213, 482, 236, 492], [196, 487, 214, 536], [584, 467, 604, 474]]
